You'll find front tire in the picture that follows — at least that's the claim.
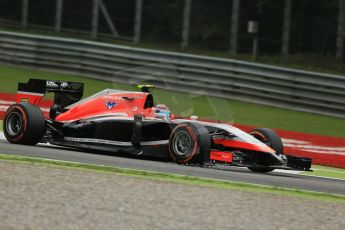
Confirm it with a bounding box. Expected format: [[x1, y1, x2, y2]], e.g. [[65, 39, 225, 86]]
[[168, 122, 211, 164], [247, 128, 283, 173], [3, 103, 46, 145]]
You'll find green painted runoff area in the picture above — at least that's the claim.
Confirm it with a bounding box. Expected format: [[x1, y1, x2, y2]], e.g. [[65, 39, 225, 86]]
[[303, 165, 345, 180]]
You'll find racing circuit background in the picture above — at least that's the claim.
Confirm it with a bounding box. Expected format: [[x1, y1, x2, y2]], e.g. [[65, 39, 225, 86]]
[[0, 1, 345, 228]]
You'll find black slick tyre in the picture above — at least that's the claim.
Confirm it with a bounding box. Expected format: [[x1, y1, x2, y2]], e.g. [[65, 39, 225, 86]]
[[168, 122, 211, 164], [3, 103, 46, 145], [247, 128, 283, 173]]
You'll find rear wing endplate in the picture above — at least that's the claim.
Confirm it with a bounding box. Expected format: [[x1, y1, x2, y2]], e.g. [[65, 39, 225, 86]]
[[17, 78, 84, 108]]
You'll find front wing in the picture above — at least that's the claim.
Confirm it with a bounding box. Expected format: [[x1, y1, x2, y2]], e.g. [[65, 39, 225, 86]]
[[209, 149, 312, 171]]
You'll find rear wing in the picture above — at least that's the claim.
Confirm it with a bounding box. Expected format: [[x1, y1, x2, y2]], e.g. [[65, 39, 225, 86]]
[[17, 79, 84, 108]]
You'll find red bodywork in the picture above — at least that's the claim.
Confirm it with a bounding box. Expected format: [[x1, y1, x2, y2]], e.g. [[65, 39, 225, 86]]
[[55, 92, 156, 122], [210, 151, 233, 163], [16, 92, 44, 105], [213, 138, 275, 154]]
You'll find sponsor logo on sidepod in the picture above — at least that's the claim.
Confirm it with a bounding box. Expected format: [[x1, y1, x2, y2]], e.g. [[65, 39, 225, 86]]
[[104, 101, 117, 109]]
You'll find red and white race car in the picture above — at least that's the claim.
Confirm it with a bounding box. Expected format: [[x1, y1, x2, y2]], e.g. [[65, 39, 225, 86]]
[[3, 79, 311, 173]]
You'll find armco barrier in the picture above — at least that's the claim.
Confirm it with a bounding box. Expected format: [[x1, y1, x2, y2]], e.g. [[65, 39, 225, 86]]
[[0, 31, 345, 118]]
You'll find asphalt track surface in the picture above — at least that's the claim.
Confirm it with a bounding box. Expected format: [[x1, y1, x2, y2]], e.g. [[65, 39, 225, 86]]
[[1, 140, 345, 196]]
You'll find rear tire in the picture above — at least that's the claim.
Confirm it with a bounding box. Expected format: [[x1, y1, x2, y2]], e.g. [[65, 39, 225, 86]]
[[3, 103, 46, 145], [247, 128, 283, 173], [168, 122, 210, 164]]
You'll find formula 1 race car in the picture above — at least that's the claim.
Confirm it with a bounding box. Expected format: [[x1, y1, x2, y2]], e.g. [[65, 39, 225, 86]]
[[3, 79, 312, 173]]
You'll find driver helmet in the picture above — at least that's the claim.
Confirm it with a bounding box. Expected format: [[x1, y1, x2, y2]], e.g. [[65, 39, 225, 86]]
[[153, 104, 171, 119]]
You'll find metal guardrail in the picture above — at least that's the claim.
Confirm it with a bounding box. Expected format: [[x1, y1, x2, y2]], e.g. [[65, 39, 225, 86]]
[[0, 31, 344, 118]]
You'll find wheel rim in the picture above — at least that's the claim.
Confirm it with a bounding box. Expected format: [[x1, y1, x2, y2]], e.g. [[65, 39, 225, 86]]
[[6, 112, 23, 136], [173, 131, 192, 156]]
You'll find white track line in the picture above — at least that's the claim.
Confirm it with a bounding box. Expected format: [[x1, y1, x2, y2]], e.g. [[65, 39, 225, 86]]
[[282, 138, 345, 156], [274, 169, 302, 175], [300, 174, 345, 181]]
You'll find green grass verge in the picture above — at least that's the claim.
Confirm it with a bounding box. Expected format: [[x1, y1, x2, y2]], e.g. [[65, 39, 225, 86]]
[[303, 165, 345, 179], [0, 64, 344, 137], [0, 153, 344, 204]]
